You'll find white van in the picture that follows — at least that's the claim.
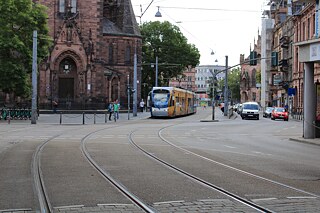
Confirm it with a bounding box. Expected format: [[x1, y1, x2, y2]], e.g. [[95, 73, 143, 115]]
[[241, 102, 260, 120]]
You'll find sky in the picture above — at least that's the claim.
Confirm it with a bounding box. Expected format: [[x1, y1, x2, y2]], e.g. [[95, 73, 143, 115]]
[[131, 0, 267, 67]]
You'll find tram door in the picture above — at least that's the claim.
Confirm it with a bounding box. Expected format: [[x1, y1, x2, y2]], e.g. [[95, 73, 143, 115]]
[[59, 78, 74, 100]]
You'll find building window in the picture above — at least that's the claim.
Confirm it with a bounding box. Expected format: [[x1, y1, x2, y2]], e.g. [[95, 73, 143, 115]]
[[125, 46, 131, 64], [59, 0, 77, 14], [108, 45, 114, 64], [71, 0, 77, 13], [59, 0, 65, 13]]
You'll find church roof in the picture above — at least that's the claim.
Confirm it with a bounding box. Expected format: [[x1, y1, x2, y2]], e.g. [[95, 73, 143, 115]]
[[103, 0, 141, 36]]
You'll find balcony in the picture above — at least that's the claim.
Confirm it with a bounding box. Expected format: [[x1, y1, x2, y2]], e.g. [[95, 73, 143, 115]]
[[280, 36, 289, 48]]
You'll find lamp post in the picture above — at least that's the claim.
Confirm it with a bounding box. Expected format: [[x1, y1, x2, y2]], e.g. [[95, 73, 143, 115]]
[[31, 30, 38, 124], [151, 56, 159, 87], [127, 74, 130, 120], [209, 70, 216, 121], [155, 56, 158, 87], [133, 45, 138, 117], [209, 51, 217, 121], [224, 55, 229, 117]]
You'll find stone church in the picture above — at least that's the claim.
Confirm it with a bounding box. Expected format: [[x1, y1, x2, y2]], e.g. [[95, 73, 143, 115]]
[[36, 0, 142, 109]]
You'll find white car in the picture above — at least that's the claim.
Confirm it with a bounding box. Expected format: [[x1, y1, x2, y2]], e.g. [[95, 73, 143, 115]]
[[241, 102, 260, 120]]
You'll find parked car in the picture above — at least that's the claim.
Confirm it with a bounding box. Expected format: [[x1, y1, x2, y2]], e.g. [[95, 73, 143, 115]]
[[263, 107, 274, 118], [241, 102, 260, 120], [271, 107, 289, 121]]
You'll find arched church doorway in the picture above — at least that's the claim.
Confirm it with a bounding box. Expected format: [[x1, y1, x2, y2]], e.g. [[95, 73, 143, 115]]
[[57, 57, 77, 105]]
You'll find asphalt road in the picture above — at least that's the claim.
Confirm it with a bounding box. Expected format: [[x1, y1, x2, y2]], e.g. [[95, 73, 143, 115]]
[[0, 108, 319, 212]]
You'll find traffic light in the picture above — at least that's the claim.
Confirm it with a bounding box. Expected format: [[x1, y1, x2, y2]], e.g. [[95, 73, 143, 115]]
[[271, 52, 278, 66], [250, 51, 257, 66]]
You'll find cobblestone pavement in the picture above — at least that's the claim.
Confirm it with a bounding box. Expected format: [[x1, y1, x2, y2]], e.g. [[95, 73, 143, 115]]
[[2, 197, 320, 212], [0, 199, 259, 213]]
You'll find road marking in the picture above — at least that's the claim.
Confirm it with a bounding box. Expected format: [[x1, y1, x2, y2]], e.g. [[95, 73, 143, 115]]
[[54, 205, 85, 209], [252, 151, 263, 154], [252, 198, 277, 202], [223, 145, 236, 149], [154, 200, 185, 205], [97, 204, 135, 206], [287, 196, 318, 199]]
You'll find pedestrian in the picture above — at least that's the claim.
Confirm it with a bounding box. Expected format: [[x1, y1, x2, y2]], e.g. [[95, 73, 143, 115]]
[[113, 99, 119, 120], [219, 102, 224, 114], [108, 102, 113, 121], [52, 100, 58, 113], [139, 99, 145, 112]]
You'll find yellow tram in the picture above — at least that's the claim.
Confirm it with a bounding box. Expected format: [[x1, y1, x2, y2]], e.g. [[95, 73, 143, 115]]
[[149, 87, 197, 118]]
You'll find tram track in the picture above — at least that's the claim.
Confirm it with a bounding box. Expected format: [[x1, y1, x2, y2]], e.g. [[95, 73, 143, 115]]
[[124, 121, 320, 212], [81, 121, 262, 212], [80, 127, 156, 213], [30, 120, 160, 213], [29, 125, 137, 213], [158, 125, 320, 198], [128, 128, 273, 213], [2, 110, 319, 212]]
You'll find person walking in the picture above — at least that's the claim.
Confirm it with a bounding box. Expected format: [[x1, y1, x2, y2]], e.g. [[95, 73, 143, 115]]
[[139, 99, 145, 112], [219, 102, 224, 114], [113, 99, 119, 120], [52, 100, 58, 113], [108, 102, 113, 121]]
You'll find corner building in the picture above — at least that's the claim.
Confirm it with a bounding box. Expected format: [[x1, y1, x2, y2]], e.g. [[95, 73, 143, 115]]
[[37, 0, 141, 109]]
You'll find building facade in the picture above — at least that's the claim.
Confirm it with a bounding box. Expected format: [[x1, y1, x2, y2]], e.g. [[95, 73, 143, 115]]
[[168, 66, 197, 92], [194, 65, 226, 105], [36, 0, 142, 109], [240, 34, 262, 104]]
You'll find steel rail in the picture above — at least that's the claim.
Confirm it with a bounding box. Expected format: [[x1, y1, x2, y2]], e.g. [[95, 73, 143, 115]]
[[32, 134, 62, 213], [80, 128, 156, 213], [128, 129, 274, 213], [158, 126, 320, 198]]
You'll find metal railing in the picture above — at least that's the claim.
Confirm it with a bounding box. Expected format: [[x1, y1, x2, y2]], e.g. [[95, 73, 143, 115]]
[[291, 107, 304, 121]]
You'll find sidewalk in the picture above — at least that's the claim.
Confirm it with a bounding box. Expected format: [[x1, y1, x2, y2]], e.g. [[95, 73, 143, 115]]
[[0, 111, 151, 125], [200, 108, 237, 122]]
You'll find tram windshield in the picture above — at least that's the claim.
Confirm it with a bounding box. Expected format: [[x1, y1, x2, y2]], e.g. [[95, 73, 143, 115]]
[[152, 89, 170, 106]]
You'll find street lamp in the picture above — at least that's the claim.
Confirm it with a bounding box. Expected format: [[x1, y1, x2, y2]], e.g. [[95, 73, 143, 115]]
[[209, 70, 216, 121], [155, 6, 162, 17], [224, 55, 229, 117]]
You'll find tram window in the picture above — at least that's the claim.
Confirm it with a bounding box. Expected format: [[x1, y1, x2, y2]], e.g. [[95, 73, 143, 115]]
[[153, 89, 170, 103]]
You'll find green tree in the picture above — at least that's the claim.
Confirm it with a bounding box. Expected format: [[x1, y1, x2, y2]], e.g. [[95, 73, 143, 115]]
[[0, 0, 50, 98], [140, 21, 200, 89]]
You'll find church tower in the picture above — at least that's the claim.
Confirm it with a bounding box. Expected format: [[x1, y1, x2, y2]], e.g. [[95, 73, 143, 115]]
[[37, 0, 141, 109]]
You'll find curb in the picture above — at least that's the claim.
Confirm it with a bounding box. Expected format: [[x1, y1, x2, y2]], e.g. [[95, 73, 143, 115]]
[[289, 138, 320, 146]]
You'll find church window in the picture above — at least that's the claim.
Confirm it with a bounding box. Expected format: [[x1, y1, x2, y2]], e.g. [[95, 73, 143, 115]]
[[125, 46, 131, 64], [108, 45, 114, 64], [59, 0, 65, 13], [59, 0, 77, 14], [71, 0, 77, 13]]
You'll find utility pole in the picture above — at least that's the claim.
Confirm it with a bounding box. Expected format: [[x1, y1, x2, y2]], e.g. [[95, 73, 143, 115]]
[[31, 30, 38, 124], [133, 46, 138, 117], [127, 74, 130, 120], [209, 70, 216, 121], [155, 56, 158, 87], [224, 55, 228, 117]]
